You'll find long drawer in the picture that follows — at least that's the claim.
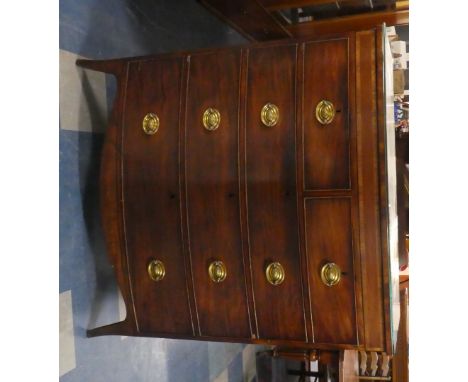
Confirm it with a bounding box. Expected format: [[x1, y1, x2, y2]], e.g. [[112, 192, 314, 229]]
[[122, 58, 193, 336], [245, 45, 307, 342], [185, 50, 251, 339]]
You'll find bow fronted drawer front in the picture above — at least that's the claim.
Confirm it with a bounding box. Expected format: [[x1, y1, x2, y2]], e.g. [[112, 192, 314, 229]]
[[123, 58, 193, 336], [245, 44, 307, 342], [185, 50, 251, 339]]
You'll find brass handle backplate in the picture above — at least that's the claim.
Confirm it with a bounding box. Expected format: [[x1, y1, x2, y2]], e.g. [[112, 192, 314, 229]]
[[208, 261, 227, 283], [266, 262, 285, 286], [142, 113, 160, 135], [315, 100, 335, 125], [203, 108, 221, 131], [261, 103, 279, 127], [320, 262, 341, 287], [147, 259, 165, 282]]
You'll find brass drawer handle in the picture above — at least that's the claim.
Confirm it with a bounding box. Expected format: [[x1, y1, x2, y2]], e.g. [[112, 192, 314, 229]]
[[203, 108, 221, 131], [315, 100, 335, 125], [261, 103, 279, 127], [142, 113, 160, 135], [208, 261, 227, 283], [320, 262, 341, 287], [266, 262, 285, 286], [147, 259, 165, 282]]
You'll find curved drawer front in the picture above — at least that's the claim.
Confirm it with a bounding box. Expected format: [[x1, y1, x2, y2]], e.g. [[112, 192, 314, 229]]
[[245, 45, 306, 342], [185, 50, 251, 339], [122, 58, 193, 335]]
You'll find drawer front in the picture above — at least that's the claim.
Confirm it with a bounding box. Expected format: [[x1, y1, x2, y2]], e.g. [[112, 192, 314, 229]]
[[245, 45, 306, 341], [123, 59, 193, 335], [304, 198, 357, 344], [303, 39, 350, 190], [185, 50, 251, 339]]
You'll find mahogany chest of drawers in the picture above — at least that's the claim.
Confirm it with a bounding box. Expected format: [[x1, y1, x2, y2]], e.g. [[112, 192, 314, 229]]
[[77, 27, 398, 355]]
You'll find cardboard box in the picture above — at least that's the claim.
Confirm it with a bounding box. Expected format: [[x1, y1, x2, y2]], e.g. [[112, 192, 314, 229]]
[[394, 69, 406, 95]]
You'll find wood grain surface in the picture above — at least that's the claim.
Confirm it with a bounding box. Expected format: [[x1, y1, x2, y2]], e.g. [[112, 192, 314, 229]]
[[185, 50, 251, 339], [122, 58, 193, 335], [245, 44, 306, 341]]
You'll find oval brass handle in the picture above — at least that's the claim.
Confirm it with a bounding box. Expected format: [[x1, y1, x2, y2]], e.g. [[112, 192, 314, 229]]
[[147, 259, 165, 282], [203, 108, 221, 131], [315, 100, 335, 125], [320, 262, 341, 287], [142, 113, 160, 135], [265, 262, 285, 286], [261, 103, 279, 127], [208, 261, 227, 283]]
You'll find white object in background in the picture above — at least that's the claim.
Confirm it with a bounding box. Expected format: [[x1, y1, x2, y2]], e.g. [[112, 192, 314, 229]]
[[118, 289, 128, 340], [394, 54, 408, 70], [212, 368, 228, 382], [60, 290, 76, 377], [391, 40, 406, 55], [391, 40, 408, 70], [386, 26, 396, 36], [242, 345, 257, 382]]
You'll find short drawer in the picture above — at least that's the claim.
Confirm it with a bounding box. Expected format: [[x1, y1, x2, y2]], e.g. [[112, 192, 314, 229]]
[[304, 197, 357, 344], [302, 39, 350, 190]]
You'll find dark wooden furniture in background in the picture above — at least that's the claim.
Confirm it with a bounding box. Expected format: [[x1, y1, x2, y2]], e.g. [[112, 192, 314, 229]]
[[76, 26, 399, 375], [391, 276, 408, 382], [199, 0, 409, 41], [396, 132, 409, 267]]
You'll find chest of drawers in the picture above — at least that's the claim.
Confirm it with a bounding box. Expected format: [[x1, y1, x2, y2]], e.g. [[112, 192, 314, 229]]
[[77, 27, 399, 356]]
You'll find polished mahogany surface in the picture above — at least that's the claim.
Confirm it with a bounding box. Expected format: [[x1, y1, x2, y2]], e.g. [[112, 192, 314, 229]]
[[304, 197, 356, 344], [123, 58, 194, 335], [303, 38, 350, 191], [76, 27, 396, 354], [355, 30, 387, 351], [245, 45, 306, 341], [185, 50, 251, 339]]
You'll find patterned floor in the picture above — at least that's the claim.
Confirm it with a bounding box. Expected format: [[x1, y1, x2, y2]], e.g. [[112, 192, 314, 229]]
[[58, 1, 272, 381]]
